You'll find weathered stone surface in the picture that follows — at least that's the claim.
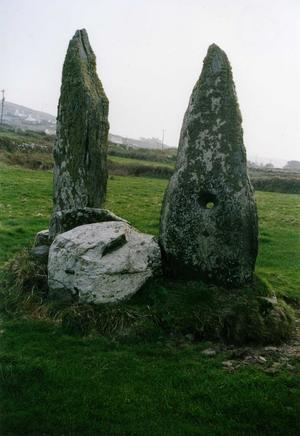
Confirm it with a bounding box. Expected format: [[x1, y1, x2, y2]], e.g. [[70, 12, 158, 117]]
[[50, 28, 109, 237], [48, 222, 161, 304], [31, 245, 49, 263], [160, 44, 258, 287], [31, 229, 50, 265], [34, 229, 50, 247], [49, 207, 127, 240]]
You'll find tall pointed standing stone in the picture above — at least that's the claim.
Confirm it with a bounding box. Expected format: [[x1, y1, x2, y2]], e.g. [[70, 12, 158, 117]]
[[50, 29, 109, 238], [160, 44, 258, 287]]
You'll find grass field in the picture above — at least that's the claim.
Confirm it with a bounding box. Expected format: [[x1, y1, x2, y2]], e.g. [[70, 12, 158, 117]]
[[1, 163, 300, 434], [1, 124, 300, 193], [109, 155, 174, 168]]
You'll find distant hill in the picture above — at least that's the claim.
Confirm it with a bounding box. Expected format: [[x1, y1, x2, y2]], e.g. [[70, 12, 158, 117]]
[[109, 133, 170, 150], [1, 102, 291, 165], [2, 101, 170, 149], [2, 101, 57, 134]]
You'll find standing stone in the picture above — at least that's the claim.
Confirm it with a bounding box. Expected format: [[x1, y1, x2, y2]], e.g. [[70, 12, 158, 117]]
[[160, 44, 258, 287], [50, 29, 109, 238]]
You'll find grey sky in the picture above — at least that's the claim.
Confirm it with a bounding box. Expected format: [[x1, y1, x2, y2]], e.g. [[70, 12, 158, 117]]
[[1, 0, 299, 163]]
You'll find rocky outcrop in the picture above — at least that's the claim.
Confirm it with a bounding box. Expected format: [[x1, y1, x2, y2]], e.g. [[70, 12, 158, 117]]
[[160, 44, 258, 287], [50, 29, 109, 238], [48, 222, 161, 304]]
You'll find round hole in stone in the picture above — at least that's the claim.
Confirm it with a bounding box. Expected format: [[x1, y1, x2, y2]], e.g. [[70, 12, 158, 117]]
[[199, 191, 217, 209]]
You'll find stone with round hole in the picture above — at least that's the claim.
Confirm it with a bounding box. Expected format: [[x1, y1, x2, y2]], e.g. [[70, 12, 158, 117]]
[[159, 44, 258, 287]]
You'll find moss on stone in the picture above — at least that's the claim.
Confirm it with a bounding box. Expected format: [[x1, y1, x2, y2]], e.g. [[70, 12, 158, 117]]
[[160, 44, 258, 287], [50, 29, 109, 237]]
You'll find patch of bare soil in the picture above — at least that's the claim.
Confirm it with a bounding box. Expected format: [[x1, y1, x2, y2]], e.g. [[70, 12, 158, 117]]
[[200, 309, 300, 374]]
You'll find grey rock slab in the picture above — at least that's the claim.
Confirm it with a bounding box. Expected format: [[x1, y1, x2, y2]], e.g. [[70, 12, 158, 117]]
[[159, 44, 258, 287], [48, 222, 161, 304], [31, 245, 49, 265], [32, 229, 50, 265], [49, 207, 127, 240]]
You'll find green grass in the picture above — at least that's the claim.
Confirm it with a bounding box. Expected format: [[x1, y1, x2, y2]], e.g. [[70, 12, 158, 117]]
[[1, 127, 299, 193], [256, 191, 300, 299], [1, 320, 300, 435], [0, 163, 53, 263], [109, 155, 174, 168], [0, 163, 300, 434], [0, 127, 52, 144]]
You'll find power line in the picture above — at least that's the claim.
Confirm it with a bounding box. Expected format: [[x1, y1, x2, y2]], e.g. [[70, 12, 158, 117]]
[[161, 129, 165, 151], [1, 90, 5, 125]]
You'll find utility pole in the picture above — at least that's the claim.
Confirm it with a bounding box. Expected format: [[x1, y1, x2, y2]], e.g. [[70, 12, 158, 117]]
[[1, 90, 5, 125], [161, 129, 165, 151]]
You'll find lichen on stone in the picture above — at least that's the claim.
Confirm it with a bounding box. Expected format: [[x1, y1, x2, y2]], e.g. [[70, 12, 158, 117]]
[[159, 44, 258, 287], [50, 29, 109, 238]]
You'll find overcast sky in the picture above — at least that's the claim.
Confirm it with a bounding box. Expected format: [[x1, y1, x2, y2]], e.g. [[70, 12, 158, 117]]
[[1, 0, 299, 163]]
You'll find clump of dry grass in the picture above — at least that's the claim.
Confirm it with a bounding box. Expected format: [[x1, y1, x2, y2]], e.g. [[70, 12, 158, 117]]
[[61, 304, 146, 336], [0, 249, 48, 318]]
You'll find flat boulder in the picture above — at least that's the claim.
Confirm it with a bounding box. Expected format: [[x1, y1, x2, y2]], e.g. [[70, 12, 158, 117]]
[[48, 222, 161, 304]]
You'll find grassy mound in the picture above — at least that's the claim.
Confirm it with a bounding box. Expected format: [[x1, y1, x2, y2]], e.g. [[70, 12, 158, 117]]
[[129, 277, 295, 345], [1, 249, 294, 345]]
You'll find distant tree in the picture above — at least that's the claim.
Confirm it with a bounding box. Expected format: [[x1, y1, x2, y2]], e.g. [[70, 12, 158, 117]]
[[284, 160, 300, 171], [264, 163, 274, 169], [247, 160, 259, 169]]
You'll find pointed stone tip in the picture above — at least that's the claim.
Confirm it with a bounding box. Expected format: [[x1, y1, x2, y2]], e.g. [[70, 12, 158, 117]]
[[208, 42, 221, 50], [74, 28, 88, 39], [205, 43, 229, 72], [70, 28, 94, 60], [207, 43, 227, 56]]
